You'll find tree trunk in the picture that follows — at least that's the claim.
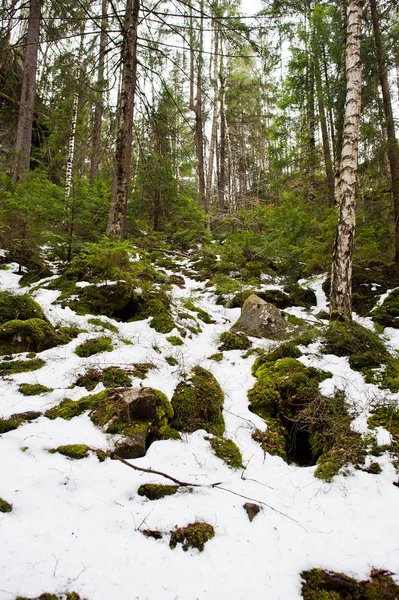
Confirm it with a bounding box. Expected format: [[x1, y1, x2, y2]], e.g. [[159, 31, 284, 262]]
[[369, 0, 399, 263], [335, 0, 348, 169], [314, 52, 335, 205], [106, 0, 140, 238], [11, 0, 41, 182], [330, 0, 363, 318], [218, 71, 226, 213], [193, 1, 206, 211], [205, 21, 219, 228], [90, 0, 107, 182]]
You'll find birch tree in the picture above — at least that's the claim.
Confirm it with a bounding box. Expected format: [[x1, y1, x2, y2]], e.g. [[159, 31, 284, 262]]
[[330, 0, 363, 318]]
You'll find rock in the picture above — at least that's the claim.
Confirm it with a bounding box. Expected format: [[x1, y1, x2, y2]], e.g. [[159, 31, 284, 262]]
[[10, 411, 42, 421], [233, 294, 300, 340], [244, 502, 261, 522], [114, 423, 150, 459]]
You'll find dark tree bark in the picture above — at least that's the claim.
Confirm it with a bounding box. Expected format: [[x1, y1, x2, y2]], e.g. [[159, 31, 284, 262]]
[[11, 0, 41, 182], [106, 0, 140, 238], [90, 0, 108, 182], [330, 0, 363, 318], [314, 52, 335, 206], [369, 0, 399, 263]]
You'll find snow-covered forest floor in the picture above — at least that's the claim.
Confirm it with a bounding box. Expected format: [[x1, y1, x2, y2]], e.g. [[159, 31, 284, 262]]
[[1, 253, 399, 600]]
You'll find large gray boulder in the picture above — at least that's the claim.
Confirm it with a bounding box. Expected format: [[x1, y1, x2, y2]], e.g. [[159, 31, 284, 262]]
[[232, 294, 301, 340]]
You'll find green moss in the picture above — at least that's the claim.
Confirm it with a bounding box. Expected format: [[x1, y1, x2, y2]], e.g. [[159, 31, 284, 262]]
[[208, 436, 244, 469], [166, 335, 183, 346], [301, 568, 399, 600], [208, 352, 223, 362], [49, 444, 90, 459], [121, 338, 134, 345], [171, 366, 225, 436], [138, 483, 178, 500], [373, 288, 399, 328], [285, 313, 306, 326], [150, 311, 175, 334], [16, 593, 83, 600], [0, 357, 45, 375], [102, 367, 132, 387], [0, 410, 41, 433], [18, 383, 53, 396], [218, 331, 252, 351], [88, 317, 119, 333], [169, 522, 215, 552], [252, 342, 302, 376], [19, 266, 53, 287], [368, 406, 399, 456], [56, 325, 87, 344], [0, 318, 59, 354], [0, 497, 12, 512], [0, 291, 46, 324], [252, 421, 288, 460], [182, 300, 213, 324], [166, 356, 179, 366], [74, 336, 113, 357], [45, 396, 97, 420]]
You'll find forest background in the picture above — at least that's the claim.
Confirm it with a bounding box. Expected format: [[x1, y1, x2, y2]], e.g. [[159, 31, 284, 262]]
[[1, 0, 399, 303]]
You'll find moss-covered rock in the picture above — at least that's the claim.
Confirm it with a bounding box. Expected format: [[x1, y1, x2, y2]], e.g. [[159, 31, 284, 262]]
[[218, 331, 252, 351], [166, 335, 184, 346], [18, 383, 53, 395], [301, 568, 399, 600], [252, 421, 288, 460], [74, 336, 113, 357], [49, 444, 90, 459], [227, 285, 316, 310], [0, 291, 46, 324], [0, 411, 41, 434], [169, 522, 215, 552], [138, 483, 179, 500], [233, 294, 302, 340], [171, 366, 225, 436], [0, 497, 12, 512], [208, 436, 244, 469], [0, 357, 45, 375], [0, 318, 59, 354], [208, 352, 224, 362]]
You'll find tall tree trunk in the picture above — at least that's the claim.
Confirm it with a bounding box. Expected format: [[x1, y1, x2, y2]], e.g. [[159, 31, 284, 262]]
[[90, 0, 107, 182], [218, 71, 226, 213], [307, 57, 316, 202], [106, 0, 140, 238], [335, 0, 348, 169], [205, 21, 219, 228], [314, 52, 335, 205], [193, 1, 205, 211], [11, 0, 41, 182], [369, 0, 399, 263], [330, 0, 363, 318]]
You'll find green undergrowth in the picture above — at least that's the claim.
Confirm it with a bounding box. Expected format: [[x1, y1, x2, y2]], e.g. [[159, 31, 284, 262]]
[[0, 497, 12, 512], [226, 285, 316, 310], [131, 363, 155, 379], [301, 567, 399, 599], [0, 411, 41, 434], [0, 291, 46, 324], [0, 357, 45, 375], [368, 405, 399, 458], [138, 483, 178, 500], [165, 356, 179, 366], [218, 331, 252, 351], [169, 522, 215, 552], [208, 436, 244, 469], [18, 383, 53, 395], [182, 300, 212, 324], [373, 288, 399, 329], [74, 336, 113, 357], [171, 366, 225, 436], [208, 352, 223, 362], [75, 366, 132, 390], [166, 335, 183, 346], [323, 320, 399, 392], [56, 325, 87, 343], [249, 349, 368, 480]]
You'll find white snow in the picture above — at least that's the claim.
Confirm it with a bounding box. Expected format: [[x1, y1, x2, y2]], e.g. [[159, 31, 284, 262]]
[[1, 263, 399, 600]]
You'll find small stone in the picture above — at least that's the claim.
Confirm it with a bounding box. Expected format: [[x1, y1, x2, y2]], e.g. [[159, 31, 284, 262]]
[[244, 502, 261, 522]]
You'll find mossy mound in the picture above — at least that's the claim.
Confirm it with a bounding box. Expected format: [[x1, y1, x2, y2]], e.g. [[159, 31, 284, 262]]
[[74, 336, 113, 357], [169, 522, 215, 552], [323, 320, 399, 392], [373, 289, 399, 329], [171, 366, 225, 436], [166, 335, 184, 346], [166, 356, 179, 366], [252, 342, 302, 375], [182, 300, 213, 324], [59, 281, 175, 334], [49, 444, 90, 459], [57, 325, 87, 344], [0, 357, 45, 375], [218, 331, 252, 351], [0, 497, 12, 512], [75, 367, 132, 391], [18, 383, 53, 396], [208, 436, 244, 469], [0, 318, 60, 355], [0, 411, 41, 434], [208, 352, 223, 362], [249, 357, 367, 480], [0, 291, 46, 324], [138, 483, 178, 500], [301, 568, 399, 599]]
